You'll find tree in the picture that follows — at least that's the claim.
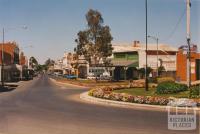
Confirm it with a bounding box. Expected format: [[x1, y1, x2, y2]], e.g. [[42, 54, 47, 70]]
[[158, 59, 165, 77], [29, 56, 38, 69], [44, 58, 55, 67], [139, 67, 152, 79], [74, 9, 113, 67]]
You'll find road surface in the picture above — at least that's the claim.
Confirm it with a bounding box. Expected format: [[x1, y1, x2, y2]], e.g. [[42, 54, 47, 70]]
[[0, 74, 199, 134]]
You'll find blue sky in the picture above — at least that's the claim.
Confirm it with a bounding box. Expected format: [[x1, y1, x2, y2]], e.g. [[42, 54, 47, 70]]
[[0, 0, 199, 64]]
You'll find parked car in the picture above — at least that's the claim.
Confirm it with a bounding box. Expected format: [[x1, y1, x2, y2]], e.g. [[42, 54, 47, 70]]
[[54, 72, 63, 77], [87, 73, 96, 80], [100, 72, 112, 80], [63, 74, 77, 79]]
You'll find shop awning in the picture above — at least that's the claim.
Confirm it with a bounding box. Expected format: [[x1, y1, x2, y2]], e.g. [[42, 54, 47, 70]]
[[111, 59, 138, 67]]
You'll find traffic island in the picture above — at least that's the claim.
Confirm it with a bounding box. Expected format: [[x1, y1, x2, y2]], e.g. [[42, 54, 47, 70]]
[[50, 77, 131, 88], [83, 85, 200, 108]]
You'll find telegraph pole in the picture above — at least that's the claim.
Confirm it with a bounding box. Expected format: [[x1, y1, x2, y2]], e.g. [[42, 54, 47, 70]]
[[1, 28, 5, 86], [186, 0, 191, 88], [145, 0, 148, 91]]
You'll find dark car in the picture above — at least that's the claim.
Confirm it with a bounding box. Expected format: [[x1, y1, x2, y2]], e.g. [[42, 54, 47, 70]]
[[63, 74, 77, 79]]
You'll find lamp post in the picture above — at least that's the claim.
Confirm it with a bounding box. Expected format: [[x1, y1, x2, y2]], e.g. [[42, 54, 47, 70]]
[[148, 35, 159, 77], [20, 45, 33, 79], [186, 0, 191, 88], [1, 28, 5, 86], [1, 26, 27, 86], [145, 0, 148, 91]]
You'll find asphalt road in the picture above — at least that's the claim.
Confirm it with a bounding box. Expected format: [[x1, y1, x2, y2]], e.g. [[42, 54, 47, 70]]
[[0, 74, 199, 134]]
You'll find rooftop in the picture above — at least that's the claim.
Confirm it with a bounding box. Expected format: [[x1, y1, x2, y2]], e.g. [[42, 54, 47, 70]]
[[112, 42, 178, 53]]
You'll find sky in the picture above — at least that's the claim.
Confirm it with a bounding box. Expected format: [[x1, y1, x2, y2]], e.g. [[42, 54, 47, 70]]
[[0, 0, 199, 64]]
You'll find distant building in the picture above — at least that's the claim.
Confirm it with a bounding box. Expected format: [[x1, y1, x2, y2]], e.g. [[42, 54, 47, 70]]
[[111, 41, 177, 80], [53, 52, 75, 75], [60, 41, 178, 80], [53, 59, 63, 74], [176, 44, 200, 82], [62, 52, 73, 75], [71, 54, 88, 78]]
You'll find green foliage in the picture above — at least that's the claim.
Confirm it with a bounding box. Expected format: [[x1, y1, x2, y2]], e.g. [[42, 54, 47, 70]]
[[74, 9, 113, 66], [29, 56, 39, 70], [44, 58, 55, 66], [190, 85, 200, 98], [156, 82, 188, 94], [157, 77, 175, 84], [35, 64, 47, 72], [158, 66, 165, 76], [138, 67, 152, 79], [29, 57, 38, 66]]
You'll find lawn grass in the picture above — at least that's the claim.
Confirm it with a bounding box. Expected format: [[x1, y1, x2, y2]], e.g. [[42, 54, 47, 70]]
[[114, 88, 190, 98]]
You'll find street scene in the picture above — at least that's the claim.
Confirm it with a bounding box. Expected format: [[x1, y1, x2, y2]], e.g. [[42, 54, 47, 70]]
[[0, 0, 199, 134]]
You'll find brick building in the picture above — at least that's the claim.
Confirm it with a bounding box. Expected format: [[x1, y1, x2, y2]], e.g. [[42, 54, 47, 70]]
[[0, 42, 19, 65], [176, 45, 200, 81], [19, 52, 26, 66], [0, 42, 22, 82]]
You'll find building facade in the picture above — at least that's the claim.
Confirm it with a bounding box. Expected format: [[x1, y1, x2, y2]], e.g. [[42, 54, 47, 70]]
[[176, 45, 200, 82], [53, 52, 76, 75], [111, 41, 177, 80], [0, 42, 22, 82]]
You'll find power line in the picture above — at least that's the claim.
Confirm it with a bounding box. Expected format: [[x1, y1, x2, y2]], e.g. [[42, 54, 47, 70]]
[[161, 7, 186, 42]]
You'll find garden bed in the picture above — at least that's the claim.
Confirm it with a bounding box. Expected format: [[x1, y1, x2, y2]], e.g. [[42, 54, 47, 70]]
[[115, 88, 190, 98], [88, 86, 199, 106]]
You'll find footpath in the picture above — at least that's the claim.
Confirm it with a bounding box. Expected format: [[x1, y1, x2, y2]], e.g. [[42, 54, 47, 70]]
[[0, 77, 39, 101]]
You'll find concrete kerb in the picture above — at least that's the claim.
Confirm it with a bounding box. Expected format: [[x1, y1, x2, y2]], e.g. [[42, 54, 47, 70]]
[[49, 78, 200, 111], [80, 91, 200, 111]]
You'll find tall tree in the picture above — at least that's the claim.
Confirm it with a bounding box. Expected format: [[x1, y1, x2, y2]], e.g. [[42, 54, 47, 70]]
[[74, 9, 113, 66], [158, 59, 165, 76], [29, 56, 38, 69], [44, 58, 55, 67]]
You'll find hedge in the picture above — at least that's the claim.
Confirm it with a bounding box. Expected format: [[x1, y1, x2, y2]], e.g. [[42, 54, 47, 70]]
[[156, 82, 188, 94], [190, 85, 200, 98]]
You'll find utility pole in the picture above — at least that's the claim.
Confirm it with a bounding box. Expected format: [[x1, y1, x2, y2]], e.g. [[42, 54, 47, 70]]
[[186, 0, 191, 88], [156, 38, 158, 77], [1, 28, 5, 86], [145, 0, 148, 91], [148, 35, 159, 77], [1, 26, 27, 85]]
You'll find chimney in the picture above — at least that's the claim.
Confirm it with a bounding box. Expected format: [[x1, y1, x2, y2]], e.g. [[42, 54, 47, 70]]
[[133, 40, 140, 47], [191, 44, 197, 52]]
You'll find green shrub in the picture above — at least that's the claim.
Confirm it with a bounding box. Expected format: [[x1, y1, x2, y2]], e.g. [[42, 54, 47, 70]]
[[156, 82, 188, 94], [190, 85, 200, 98], [157, 77, 175, 84]]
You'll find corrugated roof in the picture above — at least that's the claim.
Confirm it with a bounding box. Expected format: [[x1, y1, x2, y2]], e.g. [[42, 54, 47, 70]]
[[112, 42, 178, 53]]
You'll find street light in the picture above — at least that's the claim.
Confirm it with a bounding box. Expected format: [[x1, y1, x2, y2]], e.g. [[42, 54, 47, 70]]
[[148, 35, 159, 77], [1, 26, 27, 86], [145, 0, 148, 91], [186, 0, 191, 88]]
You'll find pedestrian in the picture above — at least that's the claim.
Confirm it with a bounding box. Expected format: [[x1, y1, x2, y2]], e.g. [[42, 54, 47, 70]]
[[129, 79, 133, 88]]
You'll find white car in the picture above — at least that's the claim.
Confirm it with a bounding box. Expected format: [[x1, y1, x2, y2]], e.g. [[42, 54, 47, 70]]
[[100, 72, 112, 80], [87, 73, 96, 80]]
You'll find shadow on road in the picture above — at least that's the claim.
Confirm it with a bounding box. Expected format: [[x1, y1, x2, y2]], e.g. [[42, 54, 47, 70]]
[[0, 85, 17, 93]]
